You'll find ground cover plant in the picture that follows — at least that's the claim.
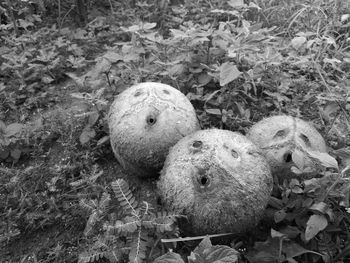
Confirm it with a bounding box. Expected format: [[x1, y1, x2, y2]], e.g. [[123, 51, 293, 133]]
[[0, 0, 349, 262]]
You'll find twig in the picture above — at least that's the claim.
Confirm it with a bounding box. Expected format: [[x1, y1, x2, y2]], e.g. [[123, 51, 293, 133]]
[[108, 0, 114, 14], [161, 232, 234, 243]]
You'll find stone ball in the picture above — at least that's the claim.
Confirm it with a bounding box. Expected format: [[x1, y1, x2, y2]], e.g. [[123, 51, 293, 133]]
[[157, 128, 273, 235], [108, 82, 200, 177], [247, 115, 327, 178]]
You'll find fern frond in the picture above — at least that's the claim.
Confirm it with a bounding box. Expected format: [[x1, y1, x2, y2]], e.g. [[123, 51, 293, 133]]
[[78, 251, 105, 263], [152, 211, 183, 233], [139, 201, 154, 218], [112, 179, 139, 216], [141, 219, 155, 231], [99, 192, 111, 212], [104, 251, 120, 263], [97, 235, 125, 263], [79, 198, 97, 212], [128, 231, 150, 263], [104, 216, 140, 236], [153, 219, 175, 233], [79, 234, 126, 263], [155, 211, 184, 221], [84, 211, 100, 236]]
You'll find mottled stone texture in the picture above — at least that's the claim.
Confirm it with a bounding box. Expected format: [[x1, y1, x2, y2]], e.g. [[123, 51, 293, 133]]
[[247, 115, 327, 179], [108, 82, 200, 177], [158, 129, 273, 235]]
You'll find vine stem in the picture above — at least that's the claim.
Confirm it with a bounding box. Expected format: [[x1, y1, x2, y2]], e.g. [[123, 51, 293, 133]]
[[59, 4, 76, 31]]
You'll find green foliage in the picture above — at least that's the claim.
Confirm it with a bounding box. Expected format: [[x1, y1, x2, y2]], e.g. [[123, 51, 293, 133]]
[[70, 88, 110, 146], [79, 179, 182, 263], [1, 0, 350, 262], [154, 236, 239, 263], [0, 120, 24, 162], [247, 229, 326, 263]]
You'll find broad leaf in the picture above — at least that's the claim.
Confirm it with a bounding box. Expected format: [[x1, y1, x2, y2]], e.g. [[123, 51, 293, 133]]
[[320, 102, 339, 122], [198, 73, 212, 85], [6, 123, 23, 137], [153, 251, 185, 263], [97, 136, 110, 146], [284, 241, 323, 258], [79, 127, 96, 145], [205, 108, 222, 115], [306, 150, 339, 170], [334, 147, 350, 160], [188, 236, 239, 263], [248, 236, 322, 263], [228, 0, 244, 7], [0, 120, 6, 133], [309, 202, 328, 214], [10, 149, 22, 161], [305, 214, 328, 241], [246, 237, 280, 263], [170, 29, 189, 39], [291, 36, 306, 49], [341, 14, 350, 22], [271, 229, 286, 239], [103, 51, 123, 63], [292, 149, 306, 170], [143, 22, 157, 30], [168, 63, 185, 76], [0, 148, 9, 160], [219, 62, 241, 86], [88, 112, 100, 126], [274, 209, 287, 223]]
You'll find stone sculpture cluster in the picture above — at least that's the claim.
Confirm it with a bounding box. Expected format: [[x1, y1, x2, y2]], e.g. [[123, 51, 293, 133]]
[[108, 82, 328, 235]]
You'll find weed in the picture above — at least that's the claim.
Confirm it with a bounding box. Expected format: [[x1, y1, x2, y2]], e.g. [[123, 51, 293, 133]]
[[79, 178, 182, 263]]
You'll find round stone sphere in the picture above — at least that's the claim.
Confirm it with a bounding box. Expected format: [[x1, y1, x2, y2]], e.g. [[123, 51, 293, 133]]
[[247, 115, 327, 178], [157, 129, 273, 235], [108, 82, 200, 177]]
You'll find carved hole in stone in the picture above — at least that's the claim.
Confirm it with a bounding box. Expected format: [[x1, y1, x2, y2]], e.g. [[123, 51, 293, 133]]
[[231, 149, 239, 158], [146, 115, 157, 125], [300, 133, 311, 147], [192, 140, 203, 148], [134, 90, 142, 97], [163, 89, 170, 94], [283, 152, 293, 163], [199, 174, 209, 186], [273, 129, 289, 139]]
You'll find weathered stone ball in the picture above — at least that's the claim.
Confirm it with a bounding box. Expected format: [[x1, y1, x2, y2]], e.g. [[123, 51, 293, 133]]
[[247, 115, 327, 178], [157, 129, 273, 235], [108, 82, 200, 177]]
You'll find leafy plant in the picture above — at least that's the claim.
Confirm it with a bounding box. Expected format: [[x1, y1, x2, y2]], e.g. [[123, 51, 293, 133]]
[[0, 120, 24, 162], [247, 229, 326, 263], [70, 88, 109, 146], [1, 0, 350, 262], [79, 178, 182, 263], [154, 235, 240, 263]]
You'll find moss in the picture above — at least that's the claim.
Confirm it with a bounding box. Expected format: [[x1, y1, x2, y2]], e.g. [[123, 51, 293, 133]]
[[157, 128, 273, 235]]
